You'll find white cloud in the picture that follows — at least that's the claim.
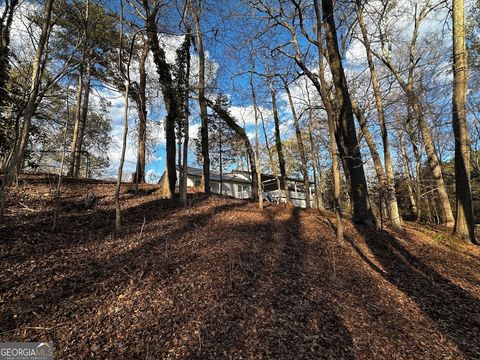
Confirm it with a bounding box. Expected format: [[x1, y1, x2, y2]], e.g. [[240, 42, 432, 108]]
[[229, 104, 273, 126], [346, 39, 368, 65]]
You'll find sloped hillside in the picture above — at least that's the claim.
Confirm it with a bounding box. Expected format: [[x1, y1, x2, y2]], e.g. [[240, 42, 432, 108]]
[[0, 176, 479, 359]]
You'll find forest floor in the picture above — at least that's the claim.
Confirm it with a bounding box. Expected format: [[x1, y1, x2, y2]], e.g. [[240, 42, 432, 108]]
[[1, 175, 479, 359]]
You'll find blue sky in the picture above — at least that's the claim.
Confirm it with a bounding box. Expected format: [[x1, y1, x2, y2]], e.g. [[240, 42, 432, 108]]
[[8, 0, 474, 183], [97, 0, 460, 183]]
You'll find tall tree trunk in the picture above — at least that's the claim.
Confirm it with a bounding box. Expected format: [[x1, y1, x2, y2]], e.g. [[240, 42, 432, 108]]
[[219, 124, 223, 194], [318, 1, 342, 238], [375, 24, 454, 227], [398, 128, 418, 218], [307, 118, 322, 210], [284, 80, 310, 208], [321, 0, 375, 226], [270, 83, 291, 205], [260, 107, 281, 200], [135, 39, 149, 185], [0, 0, 54, 220], [452, 0, 477, 244], [250, 72, 263, 209], [115, 80, 129, 235], [180, 33, 191, 205], [352, 100, 390, 222], [356, 0, 401, 229], [69, 0, 90, 177], [412, 99, 454, 226], [304, 84, 323, 210], [73, 60, 91, 178], [312, 0, 343, 239], [143, 0, 177, 198], [405, 116, 424, 221], [192, 3, 210, 194], [69, 69, 84, 176], [351, 99, 386, 188], [309, 129, 319, 210]]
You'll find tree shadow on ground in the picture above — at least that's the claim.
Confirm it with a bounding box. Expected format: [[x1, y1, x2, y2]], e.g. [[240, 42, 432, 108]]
[[0, 197, 246, 333], [349, 224, 480, 359], [0, 193, 214, 266], [186, 207, 355, 359], [2, 194, 356, 359]]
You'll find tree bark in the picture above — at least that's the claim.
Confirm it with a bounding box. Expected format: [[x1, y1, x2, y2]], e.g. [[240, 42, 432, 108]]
[[115, 80, 129, 235], [143, 0, 177, 198], [135, 39, 149, 185], [192, 2, 210, 194], [452, 0, 477, 244], [313, 0, 343, 239], [250, 72, 263, 209], [321, 0, 375, 226], [180, 33, 191, 205]]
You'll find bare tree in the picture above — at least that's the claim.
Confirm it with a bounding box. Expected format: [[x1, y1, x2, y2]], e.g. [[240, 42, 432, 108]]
[[179, 27, 192, 205], [69, 0, 92, 178], [282, 77, 311, 209], [115, 0, 135, 235], [355, 0, 402, 230], [321, 0, 376, 226], [133, 37, 150, 188], [250, 71, 263, 209], [142, 0, 178, 198], [191, 0, 210, 194], [371, 1, 455, 227], [269, 81, 291, 205], [314, 0, 343, 240]]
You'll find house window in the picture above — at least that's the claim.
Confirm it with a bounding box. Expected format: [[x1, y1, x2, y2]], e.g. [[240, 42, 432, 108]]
[[238, 184, 248, 192], [193, 178, 201, 187], [237, 184, 249, 198]]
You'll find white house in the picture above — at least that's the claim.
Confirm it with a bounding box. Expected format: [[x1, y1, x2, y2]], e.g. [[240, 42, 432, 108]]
[[165, 167, 315, 208], [175, 167, 253, 199]]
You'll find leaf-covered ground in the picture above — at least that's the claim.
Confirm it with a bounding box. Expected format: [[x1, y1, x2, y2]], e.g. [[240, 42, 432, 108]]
[[1, 176, 479, 359]]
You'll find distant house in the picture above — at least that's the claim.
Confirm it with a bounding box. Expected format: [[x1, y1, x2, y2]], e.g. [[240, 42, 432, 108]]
[[175, 166, 253, 199], [164, 166, 315, 208]]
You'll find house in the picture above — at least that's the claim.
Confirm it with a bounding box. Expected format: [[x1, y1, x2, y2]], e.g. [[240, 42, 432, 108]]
[[175, 166, 253, 199], [168, 166, 315, 208]]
